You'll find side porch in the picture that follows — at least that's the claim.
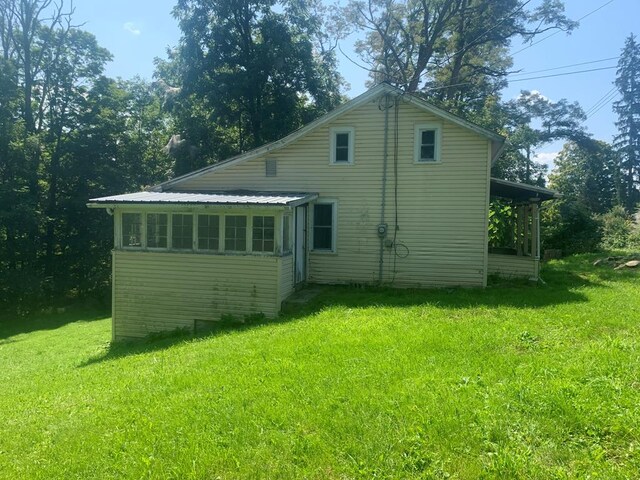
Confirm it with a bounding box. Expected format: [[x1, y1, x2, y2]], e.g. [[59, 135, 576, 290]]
[[488, 178, 560, 281]]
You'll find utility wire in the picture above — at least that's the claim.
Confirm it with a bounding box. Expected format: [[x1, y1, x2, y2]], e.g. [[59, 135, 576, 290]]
[[585, 86, 617, 116], [509, 56, 619, 76], [587, 90, 619, 119], [507, 65, 617, 83], [512, 0, 615, 56]]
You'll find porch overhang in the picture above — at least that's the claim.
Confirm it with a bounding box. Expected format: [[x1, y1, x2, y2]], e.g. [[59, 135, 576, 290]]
[[87, 190, 318, 209], [490, 178, 560, 203]]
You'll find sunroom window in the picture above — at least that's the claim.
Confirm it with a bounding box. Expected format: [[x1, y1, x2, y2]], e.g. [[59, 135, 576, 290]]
[[252, 216, 275, 253], [172, 214, 193, 249], [146, 213, 168, 248], [282, 215, 292, 254], [225, 215, 247, 252], [122, 213, 142, 247], [198, 214, 219, 251]]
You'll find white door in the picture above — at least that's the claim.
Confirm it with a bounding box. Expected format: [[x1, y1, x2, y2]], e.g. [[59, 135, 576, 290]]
[[295, 206, 307, 284]]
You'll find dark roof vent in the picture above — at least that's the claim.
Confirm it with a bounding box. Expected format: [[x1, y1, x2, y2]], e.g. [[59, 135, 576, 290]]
[[266, 158, 277, 177]]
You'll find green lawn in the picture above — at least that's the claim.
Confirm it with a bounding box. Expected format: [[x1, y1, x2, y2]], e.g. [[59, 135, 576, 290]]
[[0, 255, 639, 479]]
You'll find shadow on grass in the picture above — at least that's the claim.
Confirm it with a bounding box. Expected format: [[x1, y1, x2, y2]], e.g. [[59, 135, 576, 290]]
[[77, 254, 638, 368], [77, 314, 299, 368], [0, 304, 109, 340]]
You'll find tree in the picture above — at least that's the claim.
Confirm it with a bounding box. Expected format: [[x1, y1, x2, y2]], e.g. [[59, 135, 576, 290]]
[[548, 140, 620, 214], [493, 90, 587, 185], [337, 0, 576, 100], [613, 34, 640, 211], [161, 0, 344, 171], [0, 1, 173, 310]]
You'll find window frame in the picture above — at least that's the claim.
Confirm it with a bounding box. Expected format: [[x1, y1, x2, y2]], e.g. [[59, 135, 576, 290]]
[[414, 123, 442, 163], [282, 214, 293, 255], [121, 212, 143, 249], [145, 212, 168, 250], [329, 127, 355, 165], [171, 213, 194, 250], [197, 214, 220, 252], [311, 200, 337, 253], [224, 214, 248, 253], [251, 215, 276, 253]]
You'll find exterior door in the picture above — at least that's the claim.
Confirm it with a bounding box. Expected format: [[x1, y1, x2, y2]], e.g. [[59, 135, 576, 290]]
[[294, 205, 307, 284]]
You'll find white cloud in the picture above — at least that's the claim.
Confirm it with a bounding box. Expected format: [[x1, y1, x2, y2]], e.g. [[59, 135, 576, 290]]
[[515, 89, 551, 102], [534, 151, 558, 170], [123, 22, 141, 36]]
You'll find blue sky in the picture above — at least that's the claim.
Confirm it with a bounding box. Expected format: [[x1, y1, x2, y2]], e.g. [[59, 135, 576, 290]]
[[72, 0, 638, 169]]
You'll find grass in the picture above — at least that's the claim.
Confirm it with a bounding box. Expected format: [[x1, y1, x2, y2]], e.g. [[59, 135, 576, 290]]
[[0, 254, 639, 479]]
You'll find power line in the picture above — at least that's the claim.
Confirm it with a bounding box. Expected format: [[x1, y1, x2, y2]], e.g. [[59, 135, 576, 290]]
[[508, 65, 617, 83], [585, 86, 617, 116], [587, 93, 619, 119], [509, 56, 619, 77], [586, 89, 619, 119], [512, 0, 615, 56]]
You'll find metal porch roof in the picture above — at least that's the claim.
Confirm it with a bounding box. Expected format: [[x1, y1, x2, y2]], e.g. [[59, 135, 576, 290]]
[[87, 190, 318, 208], [490, 178, 560, 202]]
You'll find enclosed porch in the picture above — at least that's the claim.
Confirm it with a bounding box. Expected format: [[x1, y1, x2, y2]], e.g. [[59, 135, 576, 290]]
[[488, 178, 559, 281], [88, 190, 316, 340]]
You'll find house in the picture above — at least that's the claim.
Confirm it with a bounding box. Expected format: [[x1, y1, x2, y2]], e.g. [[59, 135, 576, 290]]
[[88, 83, 558, 340]]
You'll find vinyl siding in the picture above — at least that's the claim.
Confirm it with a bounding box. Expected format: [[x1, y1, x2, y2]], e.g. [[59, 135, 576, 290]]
[[487, 253, 537, 279], [112, 250, 280, 340], [174, 97, 491, 287], [278, 253, 295, 304]]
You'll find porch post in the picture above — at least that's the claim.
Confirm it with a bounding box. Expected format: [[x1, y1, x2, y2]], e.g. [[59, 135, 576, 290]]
[[516, 205, 524, 256], [531, 200, 540, 280], [523, 205, 530, 256], [530, 201, 539, 260]]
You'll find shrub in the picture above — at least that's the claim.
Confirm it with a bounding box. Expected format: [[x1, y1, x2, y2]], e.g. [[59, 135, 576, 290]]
[[598, 205, 634, 250], [542, 200, 602, 255]]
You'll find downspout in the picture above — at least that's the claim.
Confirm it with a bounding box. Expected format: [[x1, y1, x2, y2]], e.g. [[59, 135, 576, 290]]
[[378, 95, 391, 283]]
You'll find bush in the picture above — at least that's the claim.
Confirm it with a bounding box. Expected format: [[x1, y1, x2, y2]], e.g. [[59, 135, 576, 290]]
[[542, 200, 602, 255], [598, 205, 634, 250]]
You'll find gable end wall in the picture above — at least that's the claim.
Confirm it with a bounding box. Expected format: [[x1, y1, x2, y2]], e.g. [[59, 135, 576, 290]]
[[174, 98, 491, 287]]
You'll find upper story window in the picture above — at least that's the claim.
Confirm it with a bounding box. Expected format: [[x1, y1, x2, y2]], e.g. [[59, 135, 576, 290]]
[[414, 123, 442, 163], [172, 214, 193, 249], [147, 213, 168, 248], [198, 214, 219, 251], [225, 215, 247, 252], [312, 202, 336, 252], [252, 216, 275, 253], [330, 127, 354, 164], [122, 213, 142, 247]]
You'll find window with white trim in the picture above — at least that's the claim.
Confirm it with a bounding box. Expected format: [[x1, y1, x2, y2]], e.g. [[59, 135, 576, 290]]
[[198, 214, 219, 251], [312, 203, 335, 251], [414, 124, 442, 162], [172, 214, 193, 249], [146, 213, 168, 248], [252, 216, 275, 253], [225, 215, 247, 252], [122, 213, 142, 247], [330, 127, 354, 164], [282, 215, 292, 254]]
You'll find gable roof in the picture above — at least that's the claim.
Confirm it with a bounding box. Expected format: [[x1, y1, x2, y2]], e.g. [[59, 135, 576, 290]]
[[154, 83, 505, 192]]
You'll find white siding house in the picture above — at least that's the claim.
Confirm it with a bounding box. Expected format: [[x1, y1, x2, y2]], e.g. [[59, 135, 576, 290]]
[[88, 84, 558, 340]]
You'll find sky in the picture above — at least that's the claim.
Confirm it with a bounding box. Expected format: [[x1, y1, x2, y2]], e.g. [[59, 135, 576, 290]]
[[71, 0, 639, 171]]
